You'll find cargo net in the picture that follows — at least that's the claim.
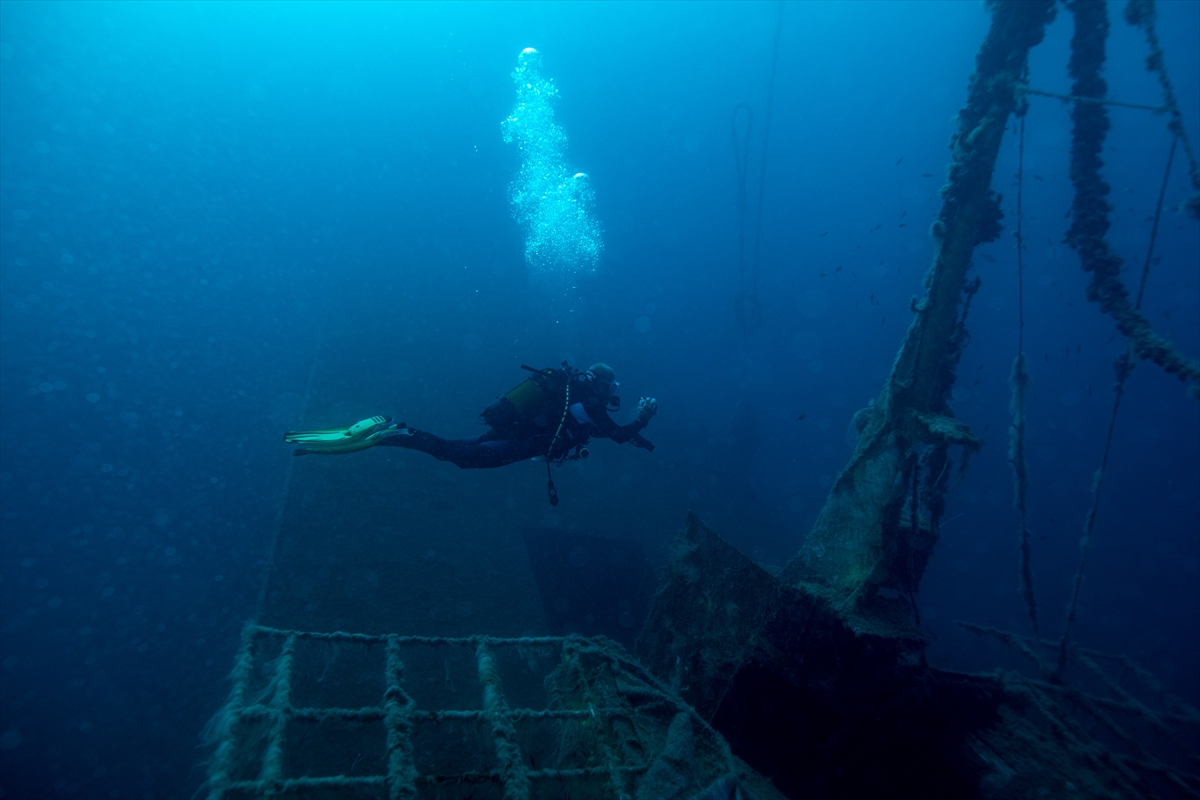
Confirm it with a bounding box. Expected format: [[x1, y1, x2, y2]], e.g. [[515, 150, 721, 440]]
[[205, 624, 751, 800]]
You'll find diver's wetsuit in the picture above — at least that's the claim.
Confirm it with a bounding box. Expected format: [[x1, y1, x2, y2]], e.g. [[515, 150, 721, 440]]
[[379, 392, 647, 470]]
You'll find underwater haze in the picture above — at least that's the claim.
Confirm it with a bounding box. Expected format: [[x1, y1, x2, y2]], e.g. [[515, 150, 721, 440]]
[[1, 1, 1198, 797]]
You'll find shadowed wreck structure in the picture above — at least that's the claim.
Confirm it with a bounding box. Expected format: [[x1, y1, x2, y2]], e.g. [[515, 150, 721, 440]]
[[204, 1, 1199, 797], [638, 1, 1199, 798]]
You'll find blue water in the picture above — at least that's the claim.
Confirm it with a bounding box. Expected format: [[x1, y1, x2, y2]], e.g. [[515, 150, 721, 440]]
[[1, 1, 1198, 797]]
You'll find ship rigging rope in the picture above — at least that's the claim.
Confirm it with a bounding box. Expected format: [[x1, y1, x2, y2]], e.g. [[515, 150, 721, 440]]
[[1124, 0, 1200, 218], [1009, 109, 1040, 647], [732, 0, 784, 332], [751, 0, 784, 298], [1050, 0, 1200, 392], [1055, 133, 1179, 682], [732, 103, 752, 298], [1017, 85, 1166, 113], [255, 334, 322, 621], [1017, 0, 1196, 681]]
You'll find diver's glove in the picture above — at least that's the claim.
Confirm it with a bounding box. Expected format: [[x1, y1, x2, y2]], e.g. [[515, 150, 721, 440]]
[[637, 397, 658, 423]]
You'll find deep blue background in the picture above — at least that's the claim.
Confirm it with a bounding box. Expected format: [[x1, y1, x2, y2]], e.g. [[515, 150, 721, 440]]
[[1, 2, 1197, 797]]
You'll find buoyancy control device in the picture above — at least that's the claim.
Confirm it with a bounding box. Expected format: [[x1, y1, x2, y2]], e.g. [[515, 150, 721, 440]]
[[482, 361, 654, 450], [481, 363, 575, 439]]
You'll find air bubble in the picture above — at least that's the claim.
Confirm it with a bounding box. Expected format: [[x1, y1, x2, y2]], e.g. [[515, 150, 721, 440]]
[[502, 49, 602, 277]]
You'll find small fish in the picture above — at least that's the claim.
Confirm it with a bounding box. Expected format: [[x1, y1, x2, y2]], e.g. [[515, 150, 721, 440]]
[[834, 266, 842, 273], [980, 254, 996, 263], [870, 293, 876, 304], [850, 271, 857, 277], [973, 378, 980, 386], [1153, 255, 1162, 265], [896, 156, 904, 165], [870, 224, 882, 232], [881, 316, 886, 325], [820, 272, 826, 277], [820, 231, 828, 237], [900, 210, 907, 219], [922, 172, 933, 177], [898, 223, 906, 228], [1076, 344, 1081, 355], [796, 414, 807, 422], [1033, 174, 1043, 181], [1164, 309, 1170, 319]]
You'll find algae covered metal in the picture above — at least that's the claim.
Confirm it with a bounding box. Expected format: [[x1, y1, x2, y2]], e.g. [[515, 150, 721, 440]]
[[638, 514, 1167, 799], [782, 0, 1056, 611], [636, 1, 1200, 796]]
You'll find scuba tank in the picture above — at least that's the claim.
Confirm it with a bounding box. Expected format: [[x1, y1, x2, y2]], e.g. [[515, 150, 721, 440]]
[[483, 361, 653, 506], [481, 364, 573, 438]]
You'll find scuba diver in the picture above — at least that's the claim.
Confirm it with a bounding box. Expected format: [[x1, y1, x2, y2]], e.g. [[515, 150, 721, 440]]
[[284, 362, 657, 504]]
